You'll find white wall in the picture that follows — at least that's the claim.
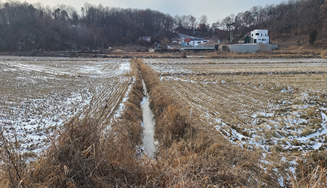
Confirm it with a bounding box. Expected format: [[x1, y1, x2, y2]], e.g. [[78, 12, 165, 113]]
[[219, 44, 278, 53], [251, 30, 269, 44]]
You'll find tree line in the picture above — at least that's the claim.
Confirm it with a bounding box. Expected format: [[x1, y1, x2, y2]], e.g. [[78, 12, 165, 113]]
[[0, 1, 219, 52], [0, 0, 326, 52], [0, 2, 178, 51]]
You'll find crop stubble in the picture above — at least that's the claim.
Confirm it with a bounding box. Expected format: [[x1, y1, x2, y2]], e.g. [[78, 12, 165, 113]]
[[145, 58, 327, 152], [0, 57, 131, 156]]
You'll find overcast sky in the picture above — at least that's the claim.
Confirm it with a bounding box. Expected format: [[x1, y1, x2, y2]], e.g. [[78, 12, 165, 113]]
[[7, 0, 286, 24]]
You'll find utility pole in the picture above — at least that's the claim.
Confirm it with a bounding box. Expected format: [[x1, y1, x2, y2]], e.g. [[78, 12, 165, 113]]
[[226, 23, 235, 43]]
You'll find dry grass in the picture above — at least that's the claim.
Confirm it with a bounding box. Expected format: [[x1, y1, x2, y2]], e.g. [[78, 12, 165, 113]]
[[138, 58, 279, 187], [139, 57, 327, 187], [139, 59, 195, 148], [1, 57, 326, 187], [292, 152, 327, 188], [150, 58, 327, 152], [145, 58, 327, 77], [0, 58, 132, 154], [0, 59, 146, 187]]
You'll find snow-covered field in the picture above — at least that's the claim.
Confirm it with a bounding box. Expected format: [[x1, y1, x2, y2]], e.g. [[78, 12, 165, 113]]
[[145, 58, 327, 152], [0, 56, 131, 157], [145, 58, 327, 75]]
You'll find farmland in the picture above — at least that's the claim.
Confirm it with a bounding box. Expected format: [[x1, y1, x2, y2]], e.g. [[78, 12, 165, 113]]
[[144, 58, 327, 152], [0, 56, 132, 156], [1, 56, 327, 187], [2, 57, 327, 155]]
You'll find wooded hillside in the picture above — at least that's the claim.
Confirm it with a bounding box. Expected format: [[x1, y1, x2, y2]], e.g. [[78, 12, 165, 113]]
[[216, 0, 327, 46], [0, 0, 326, 51], [0, 2, 176, 51]]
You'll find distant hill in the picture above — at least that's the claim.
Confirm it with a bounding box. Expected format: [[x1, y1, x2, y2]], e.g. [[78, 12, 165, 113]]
[[0, 0, 326, 52], [0, 2, 175, 51], [217, 0, 327, 48]]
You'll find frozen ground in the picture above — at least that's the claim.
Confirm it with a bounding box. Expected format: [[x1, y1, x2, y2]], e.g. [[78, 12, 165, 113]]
[[0, 56, 131, 157], [144, 58, 327, 76], [146, 58, 327, 152]]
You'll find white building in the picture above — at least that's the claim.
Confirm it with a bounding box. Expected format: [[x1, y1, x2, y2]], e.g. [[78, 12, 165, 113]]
[[251, 29, 269, 44], [189, 38, 207, 46]]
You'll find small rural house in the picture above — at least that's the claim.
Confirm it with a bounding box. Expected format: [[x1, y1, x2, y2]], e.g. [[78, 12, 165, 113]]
[[251, 29, 269, 44], [185, 38, 206, 46]]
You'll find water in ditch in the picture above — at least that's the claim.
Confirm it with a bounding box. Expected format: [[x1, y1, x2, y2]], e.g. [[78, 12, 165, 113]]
[[141, 79, 156, 157]]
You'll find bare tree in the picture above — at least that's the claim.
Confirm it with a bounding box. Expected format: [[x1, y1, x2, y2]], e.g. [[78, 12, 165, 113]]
[[189, 15, 197, 30], [200, 15, 207, 25]]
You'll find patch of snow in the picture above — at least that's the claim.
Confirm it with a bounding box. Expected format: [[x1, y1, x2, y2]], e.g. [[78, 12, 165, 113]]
[[278, 175, 284, 187], [252, 112, 274, 118], [117, 61, 131, 75], [297, 112, 327, 141], [312, 143, 322, 150]]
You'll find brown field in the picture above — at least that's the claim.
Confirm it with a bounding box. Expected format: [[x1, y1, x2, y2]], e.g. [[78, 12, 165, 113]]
[[145, 58, 327, 152], [0, 56, 132, 156], [1, 56, 326, 187]]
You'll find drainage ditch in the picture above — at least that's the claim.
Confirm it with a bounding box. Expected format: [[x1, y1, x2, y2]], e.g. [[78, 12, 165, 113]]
[[141, 79, 156, 157]]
